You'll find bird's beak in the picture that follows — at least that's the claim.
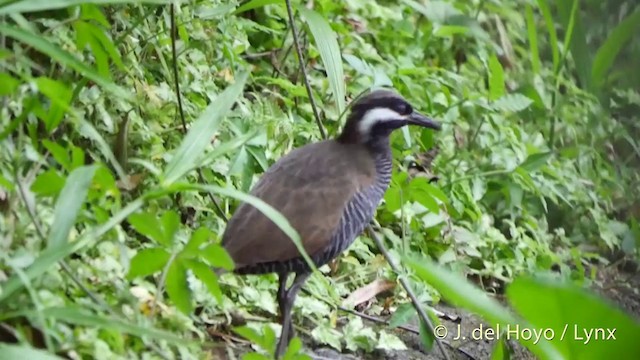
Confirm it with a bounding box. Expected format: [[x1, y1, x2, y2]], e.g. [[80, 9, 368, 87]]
[[407, 111, 441, 130]]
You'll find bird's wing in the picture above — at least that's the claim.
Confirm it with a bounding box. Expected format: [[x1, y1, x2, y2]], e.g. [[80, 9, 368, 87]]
[[221, 141, 376, 268]]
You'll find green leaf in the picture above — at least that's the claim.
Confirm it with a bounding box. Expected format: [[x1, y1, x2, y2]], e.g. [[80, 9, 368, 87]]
[[35, 77, 72, 132], [418, 318, 434, 351], [525, 5, 540, 74], [160, 210, 180, 245], [31, 169, 65, 196], [37, 306, 187, 344], [234, 325, 265, 347], [376, 331, 407, 350], [127, 247, 170, 280], [182, 227, 212, 257], [47, 165, 97, 249], [197, 3, 236, 19], [283, 337, 304, 360], [409, 178, 448, 212], [70, 146, 85, 170], [388, 303, 416, 328], [507, 276, 640, 359], [537, 0, 559, 71], [0, 73, 20, 95], [81, 19, 124, 71], [127, 212, 164, 245], [404, 256, 563, 359], [311, 325, 342, 351], [42, 140, 71, 170], [298, 7, 346, 115], [200, 244, 235, 271], [411, 188, 439, 213], [491, 337, 510, 360], [554, 0, 589, 90], [0, 344, 64, 360], [78, 119, 127, 182], [241, 353, 271, 360], [492, 94, 534, 113], [518, 152, 552, 172], [233, 0, 281, 15], [255, 76, 307, 97], [422, 182, 449, 204], [186, 260, 223, 304], [197, 130, 259, 172], [74, 21, 110, 79], [591, 8, 640, 89], [0, 0, 173, 15], [165, 259, 192, 314], [79, 3, 110, 26], [162, 71, 248, 185], [0, 25, 128, 98], [383, 186, 402, 213], [488, 54, 505, 101]]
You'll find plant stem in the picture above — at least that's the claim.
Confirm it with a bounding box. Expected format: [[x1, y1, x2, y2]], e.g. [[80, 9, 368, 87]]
[[285, 0, 326, 139]]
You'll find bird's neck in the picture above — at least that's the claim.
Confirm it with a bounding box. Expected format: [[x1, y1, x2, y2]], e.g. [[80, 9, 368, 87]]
[[365, 136, 393, 186]]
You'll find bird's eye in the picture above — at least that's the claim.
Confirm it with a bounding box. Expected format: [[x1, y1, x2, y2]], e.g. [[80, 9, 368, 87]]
[[397, 103, 412, 115]]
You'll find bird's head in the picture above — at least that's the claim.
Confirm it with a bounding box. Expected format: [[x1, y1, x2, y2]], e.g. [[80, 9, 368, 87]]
[[337, 89, 441, 144]]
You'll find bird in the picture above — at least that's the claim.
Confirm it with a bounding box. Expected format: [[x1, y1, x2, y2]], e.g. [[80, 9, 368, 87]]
[[220, 88, 441, 358]]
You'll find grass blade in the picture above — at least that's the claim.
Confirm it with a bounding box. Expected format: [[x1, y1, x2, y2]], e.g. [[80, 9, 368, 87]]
[[537, 0, 559, 72], [47, 165, 98, 249], [38, 306, 189, 344], [195, 130, 258, 172], [162, 72, 249, 185], [556, 0, 590, 89], [233, 0, 281, 15], [0, 0, 173, 15], [0, 24, 128, 98], [298, 7, 346, 115], [525, 4, 541, 74], [488, 54, 505, 101], [0, 344, 63, 360], [591, 8, 640, 89]]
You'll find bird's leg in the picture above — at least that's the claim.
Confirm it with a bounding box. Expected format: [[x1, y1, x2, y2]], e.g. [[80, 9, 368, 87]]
[[277, 272, 289, 323], [274, 272, 310, 359]]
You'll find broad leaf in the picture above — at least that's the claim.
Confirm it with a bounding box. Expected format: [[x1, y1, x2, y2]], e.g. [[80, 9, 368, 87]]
[[518, 152, 552, 172], [127, 212, 164, 245], [165, 259, 192, 314], [200, 244, 235, 271], [127, 247, 170, 279], [507, 276, 640, 359], [186, 259, 223, 304], [388, 303, 416, 328]]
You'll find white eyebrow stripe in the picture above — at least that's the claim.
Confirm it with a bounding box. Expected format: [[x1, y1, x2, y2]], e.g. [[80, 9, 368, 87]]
[[358, 107, 404, 135]]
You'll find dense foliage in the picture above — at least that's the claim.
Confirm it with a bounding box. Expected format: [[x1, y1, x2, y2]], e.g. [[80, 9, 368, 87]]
[[1, 0, 639, 359]]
